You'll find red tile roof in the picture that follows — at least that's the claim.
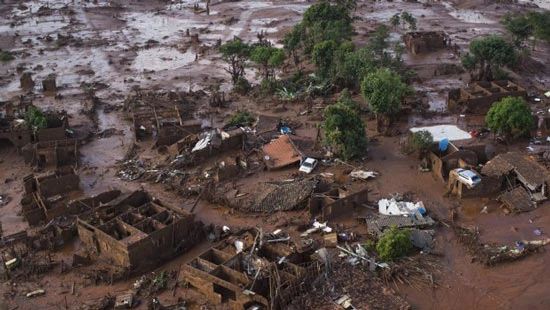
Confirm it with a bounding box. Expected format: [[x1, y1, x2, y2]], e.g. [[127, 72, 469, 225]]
[[262, 135, 302, 169]]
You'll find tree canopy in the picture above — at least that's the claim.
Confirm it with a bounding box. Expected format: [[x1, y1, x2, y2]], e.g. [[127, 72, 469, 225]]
[[461, 35, 518, 81], [219, 38, 251, 84], [526, 11, 550, 49], [501, 13, 533, 47], [250, 46, 286, 81], [486, 96, 534, 139], [410, 130, 434, 154], [361, 68, 411, 115], [284, 1, 353, 55], [323, 102, 367, 160]]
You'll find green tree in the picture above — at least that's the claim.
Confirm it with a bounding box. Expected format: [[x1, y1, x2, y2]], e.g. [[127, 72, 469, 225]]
[[250, 46, 285, 82], [501, 13, 533, 47], [390, 14, 400, 29], [25, 106, 48, 130], [361, 68, 412, 133], [219, 38, 251, 84], [323, 102, 367, 160], [337, 88, 358, 111], [401, 12, 417, 31], [410, 130, 434, 155], [376, 226, 413, 261], [312, 40, 338, 79], [486, 96, 534, 139], [526, 11, 550, 50], [284, 1, 353, 55], [461, 35, 518, 81]]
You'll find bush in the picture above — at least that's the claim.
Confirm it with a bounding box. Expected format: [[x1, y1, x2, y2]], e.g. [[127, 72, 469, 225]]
[[376, 226, 412, 261], [229, 110, 256, 126], [232, 78, 250, 95], [410, 130, 433, 154], [0, 50, 14, 61], [25, 106, 48, 130]]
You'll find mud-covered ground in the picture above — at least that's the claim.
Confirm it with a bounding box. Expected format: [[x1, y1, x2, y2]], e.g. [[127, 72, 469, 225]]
[[1, 0, 550, 309]]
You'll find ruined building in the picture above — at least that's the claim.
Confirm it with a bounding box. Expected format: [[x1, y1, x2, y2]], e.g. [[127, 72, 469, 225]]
[[21, 168, 88, 226], [447, 80, 527, 114], [77, 190, 204, 271], [181, 229, 324, 310], [404, 31, 448, 55]]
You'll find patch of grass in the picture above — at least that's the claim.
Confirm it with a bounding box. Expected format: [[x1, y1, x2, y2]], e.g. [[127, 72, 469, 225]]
[[229, 110, 256, 126]]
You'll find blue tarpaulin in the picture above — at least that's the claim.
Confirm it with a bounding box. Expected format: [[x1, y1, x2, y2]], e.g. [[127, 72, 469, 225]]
[[438, 138, 449, 152]]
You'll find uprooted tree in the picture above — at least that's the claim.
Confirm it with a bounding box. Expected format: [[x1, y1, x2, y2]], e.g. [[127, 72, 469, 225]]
[[323, 101, 367, 160], [461, 35, 518, 81], [361, 68, 412, 134], [485, 96, 534, 140]]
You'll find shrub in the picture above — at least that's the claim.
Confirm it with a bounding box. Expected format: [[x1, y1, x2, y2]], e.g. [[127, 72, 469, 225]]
[[0, 50, 14, 61], [232, 78, 250, 95], [229, 110, 256, 126], [376, 226, 412, 261]]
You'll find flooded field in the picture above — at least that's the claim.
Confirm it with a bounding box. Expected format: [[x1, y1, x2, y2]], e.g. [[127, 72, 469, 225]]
[[1, 0, 550, 309]]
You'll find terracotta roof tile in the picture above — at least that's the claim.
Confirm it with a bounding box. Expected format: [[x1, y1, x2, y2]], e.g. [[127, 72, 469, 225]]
[[262, 135, 302, 169]]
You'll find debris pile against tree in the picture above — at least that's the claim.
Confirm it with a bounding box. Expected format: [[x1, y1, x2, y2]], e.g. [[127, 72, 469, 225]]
[[452, 224, 549, 267]]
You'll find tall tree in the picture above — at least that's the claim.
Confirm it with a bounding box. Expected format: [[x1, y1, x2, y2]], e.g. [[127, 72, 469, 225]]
[[486, 96, 534, 140], [501, 13, 533, 47], [219, 38, 251, 84], [526, 11, 550, 50], [250, 46, 286, 82], [361, 68, 412, 133], [461, 35, 518, 81], [323, 102, 367, 160], [284, 1, 353, 55]]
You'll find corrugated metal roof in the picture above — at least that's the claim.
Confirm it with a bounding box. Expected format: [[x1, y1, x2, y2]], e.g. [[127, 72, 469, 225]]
[[262, 135, 302, 170]]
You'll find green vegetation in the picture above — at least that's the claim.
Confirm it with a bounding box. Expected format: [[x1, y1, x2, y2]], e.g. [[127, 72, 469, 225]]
[[152, 271, 168, 289], [501, 13, 533, 47], [250, 46, 286, 83], [361, 68, 412, 132], [486, 96, 534, 140], [502, 12, 550, 50], [400, 12, 417, 31], [461, 35, 518, 81], [229, 110, 256, 127], [25, 106, 48, 130], [323, 102, 367, 160], [219, 38, 251, 85], [526, 11, 550, 50], [0, 50, 14, 61], [410, 130, 434, 155], [376, 226, 413, 261]]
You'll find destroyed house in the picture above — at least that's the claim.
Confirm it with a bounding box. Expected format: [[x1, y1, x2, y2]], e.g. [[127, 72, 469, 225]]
[[132, 106, 201, 146], [77, 190, 203, 271], [22, 138, 78, 168], [181, 230, 323, 310], [21, 168, 84, 226], [404, 31, 448, 55], [309, 186, 369, 221], [262, 134, 302, 170], [447, 80, 527, 114], [482, 152, 549, 202], [0, 107, 69, 148]]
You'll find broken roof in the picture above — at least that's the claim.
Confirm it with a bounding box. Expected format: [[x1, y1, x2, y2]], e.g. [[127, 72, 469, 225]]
[[499, 187, 535, 213], [410, 125, 471, 142], [262, 134, 302, 170], [482, 152, 548, 188]]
